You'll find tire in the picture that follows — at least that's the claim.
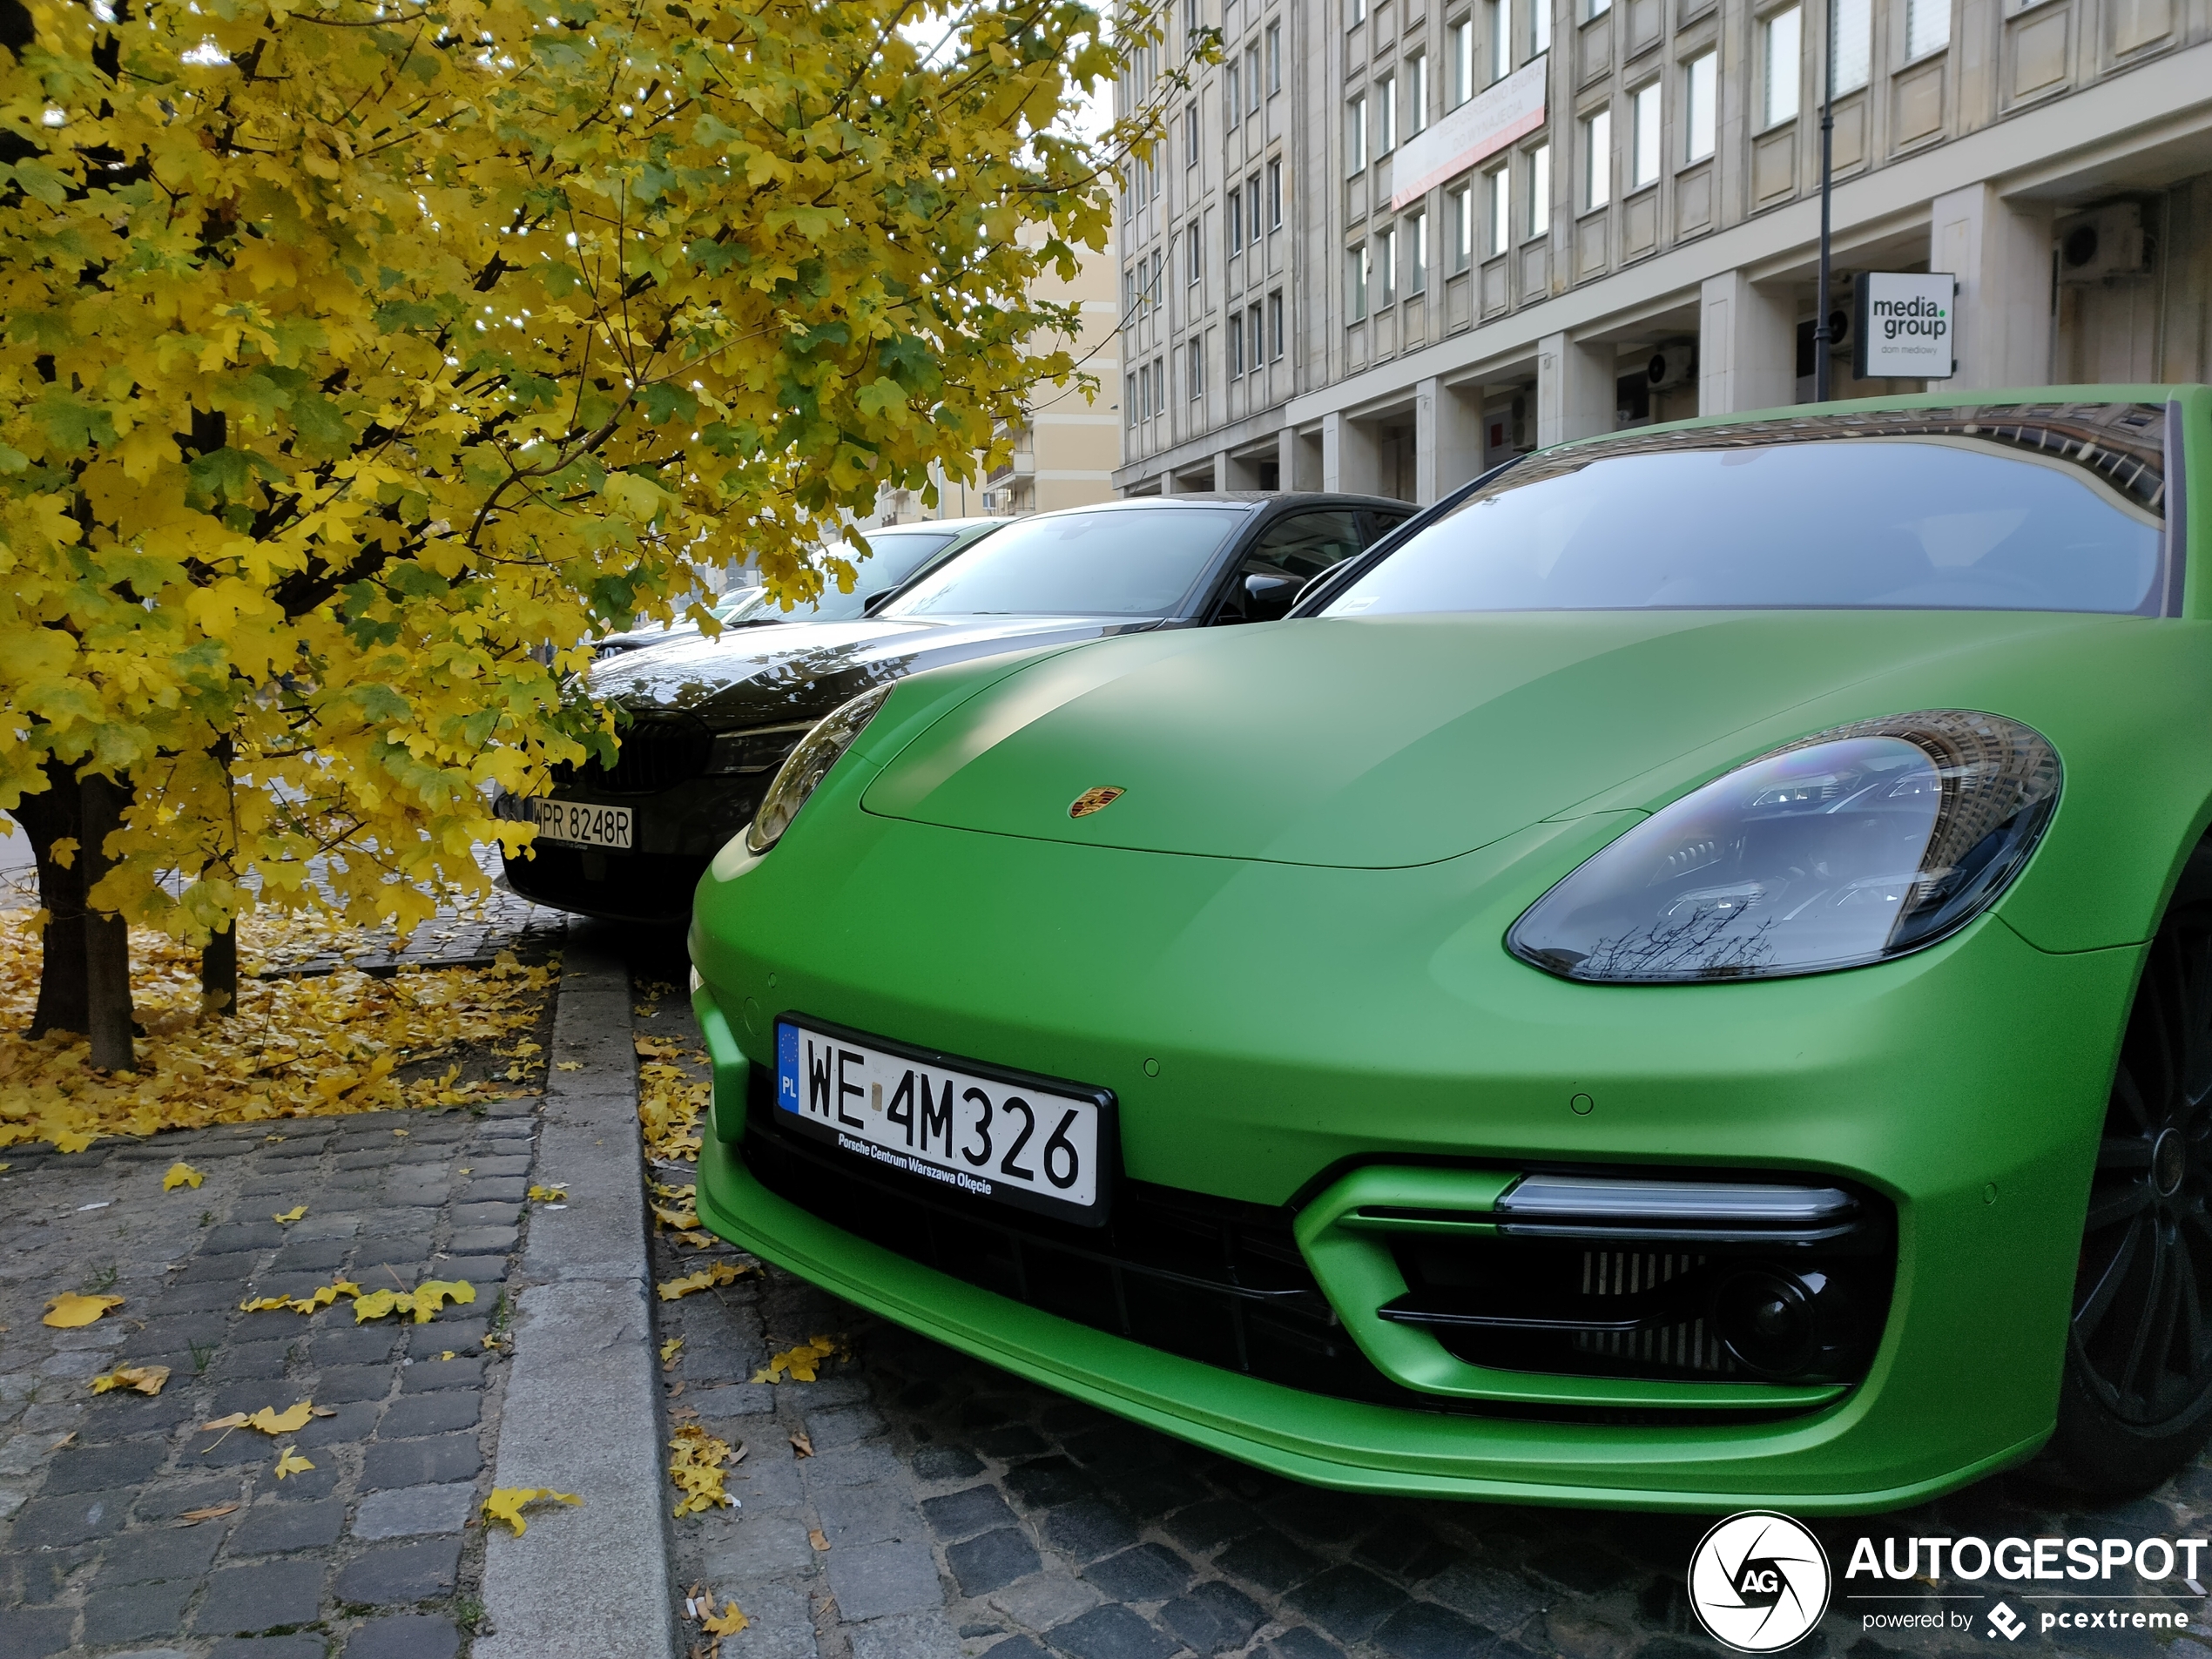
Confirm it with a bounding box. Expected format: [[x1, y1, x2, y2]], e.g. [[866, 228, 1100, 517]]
[[2036, 844, 2212, 1496]]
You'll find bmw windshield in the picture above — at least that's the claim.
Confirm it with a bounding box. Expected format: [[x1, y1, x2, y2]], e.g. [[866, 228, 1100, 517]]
[[882, 507, 1244, 618], [1325, 406, 2170, 617]]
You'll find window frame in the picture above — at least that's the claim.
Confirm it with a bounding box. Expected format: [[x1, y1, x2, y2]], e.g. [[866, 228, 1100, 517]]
[[1226, 58, 1242, 127], [1376, 224, 1398, 306], [1347, 241, 1371, 320], [1629, 80, 1662, 189], [1831, 0, 1871, 91], [1449, 17, 1474, 105], [1683, 51, 1717, 163], [1406, 51, 1429, 134], [1346, 93, 1369, 174], [1487, 161, 1511, 253], [1267, 158, 1285, 229], [1449, 180, 1474, 271], [1377, 73, 1398, 154], [1582, 106, 1612, 209], [1762, 4, 1802, 129], [1266, 21, 1283, 92], [1527, 140, 1552, 237], [1404, 208, 1428, 295], [1905, 0, 1951, 59], [1268, 289, 1285, 359]]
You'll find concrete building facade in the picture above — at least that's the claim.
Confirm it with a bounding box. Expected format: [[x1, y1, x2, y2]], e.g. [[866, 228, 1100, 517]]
[[1113, 0, 2212, 502]]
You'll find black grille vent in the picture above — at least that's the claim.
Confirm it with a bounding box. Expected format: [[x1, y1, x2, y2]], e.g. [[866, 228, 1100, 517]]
[[552, 718, 710, 794]]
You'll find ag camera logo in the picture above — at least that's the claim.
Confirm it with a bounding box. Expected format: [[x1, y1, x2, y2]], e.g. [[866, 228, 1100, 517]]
[[1689, 1511, 1832, 1652]]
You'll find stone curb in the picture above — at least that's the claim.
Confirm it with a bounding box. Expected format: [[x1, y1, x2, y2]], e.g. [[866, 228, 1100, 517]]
[[475, 939, 677, 1659]]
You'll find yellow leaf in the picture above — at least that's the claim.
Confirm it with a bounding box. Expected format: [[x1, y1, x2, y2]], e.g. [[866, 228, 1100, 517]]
[[201, 1413, 251, 1430], [554, 1061, 583, 1071], [91, 1365, 170, 1396], [273, 1447, 315, 1479], [351, 1289, 402, 1323], [408, 1280, 475, 1323], [752, 1334, 847, 1384], [176, 1504, 239, 1524], [272, 1205, 307, 1224], [701, 1602, 749, 1636], [527, 1184, 567, 1202], [482, 1487, 584, 1536], [43, 1292, 125, 1329], [668, 1422, 737, 1517], [162, 1162, 205, 1191], [660, 1337, 685, 1364], [658, 1261, 752, 1301], [246, 1401, 314, 1435]]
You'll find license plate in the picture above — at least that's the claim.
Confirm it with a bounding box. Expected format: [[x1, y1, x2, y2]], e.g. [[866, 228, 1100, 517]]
[[773, 1018, 1114, 1224], [524, 798, 634, 850]]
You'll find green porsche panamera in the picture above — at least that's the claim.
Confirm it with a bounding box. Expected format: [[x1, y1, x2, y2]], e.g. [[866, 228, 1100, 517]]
[[685, 387, 2212, 1514]]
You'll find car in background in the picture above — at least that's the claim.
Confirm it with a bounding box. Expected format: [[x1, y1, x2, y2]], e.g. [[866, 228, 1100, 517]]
[[594, 585, 765, 658], [686, 388, 2212, 1512], [499, 493, 1413, 921]]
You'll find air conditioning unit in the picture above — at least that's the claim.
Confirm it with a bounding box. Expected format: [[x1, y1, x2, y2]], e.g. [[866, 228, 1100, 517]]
[[1646, 343, 1696, 392], [2058, 203, 2153, 284]]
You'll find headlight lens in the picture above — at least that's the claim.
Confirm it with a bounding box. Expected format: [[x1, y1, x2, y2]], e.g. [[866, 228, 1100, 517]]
[[1507, 710, 2060, 983], [705, 724, 815, 776], [743, 685, 893, 854]]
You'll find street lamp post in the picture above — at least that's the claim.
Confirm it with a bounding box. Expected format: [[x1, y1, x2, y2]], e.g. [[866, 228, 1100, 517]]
[[1812, 0, 1837, 401]]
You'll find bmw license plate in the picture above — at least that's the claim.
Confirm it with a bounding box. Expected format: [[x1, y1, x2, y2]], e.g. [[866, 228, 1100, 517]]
[[773, 1018, 1114, 1225], [523, 797, 633, 850]]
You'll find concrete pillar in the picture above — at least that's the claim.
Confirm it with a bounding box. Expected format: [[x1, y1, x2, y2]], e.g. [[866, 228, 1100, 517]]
[[1157, 468, 1178, 496], [1415, 378, 1484, 503], [1698, 271, 1797, 415], [1536, 333, 1615, 448], [1217, 448, 1264, 491], [1932, 184, 2054, 391], [1322, 411, 1383, 494], [1291, 429, 1325, 490]]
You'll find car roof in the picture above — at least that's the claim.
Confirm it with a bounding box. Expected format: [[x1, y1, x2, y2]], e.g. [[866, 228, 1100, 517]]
[[1037, 491, 1414, 513], [866, 515, 1008, 533]]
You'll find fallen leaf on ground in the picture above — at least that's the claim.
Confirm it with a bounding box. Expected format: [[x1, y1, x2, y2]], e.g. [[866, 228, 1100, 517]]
[[44, 1292, 125, 1329], [439, 1350, 455, 1361], [273, 1447, 314, 1479], [272, 1205, 307, 1224], [668, 1422, 736, 1517], [162, 1162, 204, 1191], [554, 1060, 583, 1071], [482, 1487, 584, 1536], [203, 1400, 315, 1436], [175, 1504, 238, 1525], [789, 1433, 813, 1459], [672, 1229, 718, 1249], [310, 1406, 336, 1418], [51, 1432, 75, 1448], [701, 1602, 749, 1635], [660, 1338, 685, 1366], [91, 1366, 170, 1396], [657, 1262, 752, 1301], [240, 1279, 361, 1316], [809, 1528, 830, 1552], [752, 1334, 848, 1384], [353, 1279, 475, 1324], [527, 1184, 567, 1202]]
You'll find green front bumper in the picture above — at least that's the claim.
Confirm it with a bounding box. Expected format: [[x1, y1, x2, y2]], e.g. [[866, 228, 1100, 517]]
[[688, 807, 2143, 1514]]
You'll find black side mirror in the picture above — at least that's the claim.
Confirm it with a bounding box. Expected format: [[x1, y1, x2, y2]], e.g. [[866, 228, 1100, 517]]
[[861, 589, 894, 616], [1244, 574, 1298, 622]]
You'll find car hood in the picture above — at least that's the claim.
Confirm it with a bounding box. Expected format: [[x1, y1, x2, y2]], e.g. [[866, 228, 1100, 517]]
[[590, 613, 1162, 729], [860, 608, 2140, 868]]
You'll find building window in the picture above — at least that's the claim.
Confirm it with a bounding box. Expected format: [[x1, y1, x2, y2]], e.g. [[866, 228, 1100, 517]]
[[1268, 290, 1285, 358], [1588, 0, 1609, 17], [1486, 0, 1507, 80], [1449, 180, 1474, 269], [1348, 242, 1370, 320], [1582, 107, 1610, 208], [1528, 140, 1551, 235], [1905, 0, 1949, 57], [1135, 363, 1148, 421], [1229, 314, 1245, 377], [1377, 75, 1397, 154], [1376, 226, 1397, 305], [1404, 209, 1428, 294], [1532, 0, 1550, 57], [1406, 51, 1428, 133], [1683, 51, 1716, 161], [1449, 18, 1474, 104], [1151, 249, 1163, 309], [1349, 0, 1366, 24], [1266, 21, 1283, 91], [1346, 94, 1368, 174], [1154, 358, 1165, 417], [1123, 265, 1136, 317], [1188, 342, 1204, 400], [1248, 307, 1264, 373], [1247, 175, 1262, 243], [1228, 188, 1244, 256], [1267, 158, 1284, 228], [1831, 0, 1871, 91], [1226, 60, 1242, 127], [1126, 371, 1137, 426], [1630, 81, 1661, 187], [1245, 44, 1262, 111], [1185, 104, 1200, 166], [1763, 6, 1801, 126], [1487, 163, 1510, 253], [1186, 219, 1203, 284]]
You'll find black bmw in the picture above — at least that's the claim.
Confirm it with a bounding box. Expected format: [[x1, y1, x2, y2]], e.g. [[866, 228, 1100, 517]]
[[497, 492, 1413, 921]]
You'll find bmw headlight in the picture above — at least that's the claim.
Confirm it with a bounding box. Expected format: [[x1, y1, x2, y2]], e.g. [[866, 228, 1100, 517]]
[[742, 685, 893, 855], [1508, 710, 2060, 983]]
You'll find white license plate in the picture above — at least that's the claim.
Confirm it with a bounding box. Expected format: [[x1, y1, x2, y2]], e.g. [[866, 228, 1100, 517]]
[[525, 797, 634, 850], [774, 1019, 1113, 1224]]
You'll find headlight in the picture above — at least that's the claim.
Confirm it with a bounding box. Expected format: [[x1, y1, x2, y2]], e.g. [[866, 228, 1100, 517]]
[[705, 724, 815, 775], [742, 685, 893, 854], [1507, 710, 2060, 983]]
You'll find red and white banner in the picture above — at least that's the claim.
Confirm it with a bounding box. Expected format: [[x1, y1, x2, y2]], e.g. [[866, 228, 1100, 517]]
[[1390, 56, 1548, 211]]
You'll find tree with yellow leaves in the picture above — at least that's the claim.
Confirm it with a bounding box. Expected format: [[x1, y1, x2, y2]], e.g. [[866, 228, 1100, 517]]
[[0, 0, 1177, 1069]]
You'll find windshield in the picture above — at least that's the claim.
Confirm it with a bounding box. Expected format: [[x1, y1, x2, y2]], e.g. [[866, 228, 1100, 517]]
[[883, 507, 1244, 617], [728, 529, 961, 624], [1325, 408, 2168, 617]]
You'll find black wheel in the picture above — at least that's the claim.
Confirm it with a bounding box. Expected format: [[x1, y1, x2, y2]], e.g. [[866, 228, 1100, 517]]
[[2038, 847, 2212, 1495]]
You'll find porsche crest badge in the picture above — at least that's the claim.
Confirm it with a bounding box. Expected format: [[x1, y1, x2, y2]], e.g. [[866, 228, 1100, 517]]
[[1069, 786, 1125, 819]]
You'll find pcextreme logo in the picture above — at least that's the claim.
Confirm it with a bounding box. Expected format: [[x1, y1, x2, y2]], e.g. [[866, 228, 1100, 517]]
[[1689, 1511, 1833, 1653]]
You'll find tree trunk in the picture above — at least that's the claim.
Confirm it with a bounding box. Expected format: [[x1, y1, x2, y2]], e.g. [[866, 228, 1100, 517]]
[[78, 772, 136, 1072], [12, 759, 89, 1039], [200, 921, 238, 1018]]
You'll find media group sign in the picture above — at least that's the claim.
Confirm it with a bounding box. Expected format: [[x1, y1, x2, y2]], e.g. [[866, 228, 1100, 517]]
[[1853, 271, 1958, 380]]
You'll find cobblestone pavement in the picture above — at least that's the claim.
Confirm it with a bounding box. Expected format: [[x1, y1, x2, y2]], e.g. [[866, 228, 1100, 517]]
[[625, 937, 2212, 1659], [0, 1102, 544, 1658]]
